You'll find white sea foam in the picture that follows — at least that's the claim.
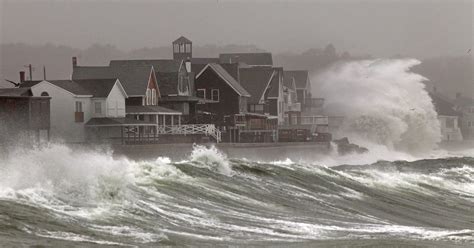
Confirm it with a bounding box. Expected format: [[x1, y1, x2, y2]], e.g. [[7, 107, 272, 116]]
[[313, 59, 441, 156], [188, 144, 233, 176]]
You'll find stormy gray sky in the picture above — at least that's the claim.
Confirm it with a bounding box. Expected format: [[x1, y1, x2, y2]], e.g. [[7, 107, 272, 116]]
[[0, 0, 473, 58]]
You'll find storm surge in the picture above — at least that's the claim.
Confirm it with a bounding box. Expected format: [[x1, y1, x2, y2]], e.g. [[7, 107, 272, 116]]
[[0, 144, 473, 247], [314, 59, 441, 154]]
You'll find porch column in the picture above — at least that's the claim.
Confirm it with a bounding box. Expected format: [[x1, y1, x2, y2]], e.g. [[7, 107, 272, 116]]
[[171, 115, 174, 126], [163, 115, 166, 127], [178, 115, 181, 126], [121, 126, 124, 145]]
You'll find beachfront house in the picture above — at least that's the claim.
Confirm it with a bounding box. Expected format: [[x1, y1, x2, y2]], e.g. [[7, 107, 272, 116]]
[[430, 93, 463, 142], [453, 93, 474, 140], [195, 63, 251, 126], [0, 87, 51, 144], [20, 78, 155, 143]]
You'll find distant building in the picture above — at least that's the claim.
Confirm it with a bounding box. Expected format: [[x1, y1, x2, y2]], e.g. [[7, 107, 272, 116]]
[[219, 53, 273, 67], [453, 93, 474, 140], [0, 87, 50, 145], [430, 93, 463, 141]]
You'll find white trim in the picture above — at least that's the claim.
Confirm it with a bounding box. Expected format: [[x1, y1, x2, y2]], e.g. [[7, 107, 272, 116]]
[[109, 79, 129, 99], [31, 80, 93, 97], [258, 70, 276, 104], [211, 88, 220, 102], [197, 89, 206, 99]]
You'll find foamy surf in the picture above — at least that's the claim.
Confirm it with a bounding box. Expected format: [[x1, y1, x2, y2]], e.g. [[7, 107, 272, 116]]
[[0, 144, 473, 246]]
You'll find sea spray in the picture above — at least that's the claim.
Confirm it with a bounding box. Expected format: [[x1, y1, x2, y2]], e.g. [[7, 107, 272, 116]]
[[313, 59, 441, 154]]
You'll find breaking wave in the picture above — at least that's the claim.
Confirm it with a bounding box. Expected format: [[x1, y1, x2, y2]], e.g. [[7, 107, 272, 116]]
[[314, 59, 441, 154], [0, 144, 473, 246]]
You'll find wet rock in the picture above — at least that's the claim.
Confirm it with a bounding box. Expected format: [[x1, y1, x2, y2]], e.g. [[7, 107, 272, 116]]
[[333, 137, 369, 155]]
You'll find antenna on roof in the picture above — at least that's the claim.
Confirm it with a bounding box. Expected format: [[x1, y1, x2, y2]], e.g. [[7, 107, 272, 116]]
[[43, 66, 47, 80]]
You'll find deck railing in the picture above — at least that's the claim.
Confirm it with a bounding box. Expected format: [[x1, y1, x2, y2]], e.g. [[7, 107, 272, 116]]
[[157, 124, 221, 142]]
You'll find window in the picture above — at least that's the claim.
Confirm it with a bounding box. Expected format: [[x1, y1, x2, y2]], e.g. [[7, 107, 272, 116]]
[[75, 101, 82, 112], [151, 89, 157, 105], [146, 89, 151, 105], [197, 89, 206, 99], [249, 104, 264, 113], [41, 91, 49, 96], [75, 101, 83, 123], [211, 89, 219, 102], [95, 102, 102, 114]]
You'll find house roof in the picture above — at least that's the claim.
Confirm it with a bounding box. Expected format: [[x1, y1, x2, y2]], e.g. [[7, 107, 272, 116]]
[[191, 57, 219, 65], [284, 70, 309, 89], [173, 36, 192, 44], [197, 63, 250, 97], [268, 68, 282, 98], [0, 87, 32, 96], [219, 53, 273, 66], [73, 65, 153, 96], [283, 74, 296, 90], [430, 93, 460, 116], [44, 79, 118, 97], [85, 117, 155, 127], [126, 105, 181, 115], [219, 63, 240, 82], [108, 60, 187, 96], [454, 96, 474, 107], [238, 67, 276, 104], [110, 59, 182, 73]]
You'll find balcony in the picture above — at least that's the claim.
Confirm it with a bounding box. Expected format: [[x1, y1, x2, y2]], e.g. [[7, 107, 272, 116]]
[[305, 98, 325, 108], [300, 116, 329, 125], [284, 102, 301, 112]]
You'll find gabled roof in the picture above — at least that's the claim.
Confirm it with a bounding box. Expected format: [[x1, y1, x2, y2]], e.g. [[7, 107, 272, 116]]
[[110, 59, 182, 73], [238, 67, 276, 104], [73, 65, 154, 96], [173, 36, 192, 44], [40, 79, 118, 97], [0, 87, 32, 96], [430, 93, 460, 116], [197, 63, 250, 97], [283, 74, 296, 90], [284, 70, 309, 89], [219, 53, 273, 66], [191, 57, 219, 64], [267, 70, 280, 98]]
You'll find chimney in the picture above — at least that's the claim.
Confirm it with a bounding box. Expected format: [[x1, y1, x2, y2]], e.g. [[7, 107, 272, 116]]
[[72, 57, 77, 67], [185, 57, 191, 73], [19, 71, 25, 83]]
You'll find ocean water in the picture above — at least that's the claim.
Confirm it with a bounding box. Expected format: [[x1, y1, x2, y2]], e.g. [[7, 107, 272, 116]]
[[0, 144, 473, 247]]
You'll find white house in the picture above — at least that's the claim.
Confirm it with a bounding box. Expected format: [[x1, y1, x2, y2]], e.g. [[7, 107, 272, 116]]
[[25, 78, 151, 143], [430, 93, 463, 142]]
